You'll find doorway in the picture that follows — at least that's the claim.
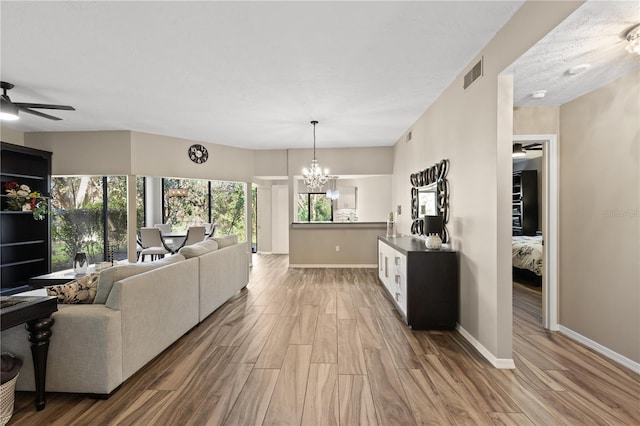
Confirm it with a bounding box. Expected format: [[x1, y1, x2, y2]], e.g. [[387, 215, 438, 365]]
[[513, 134, 558, 330]]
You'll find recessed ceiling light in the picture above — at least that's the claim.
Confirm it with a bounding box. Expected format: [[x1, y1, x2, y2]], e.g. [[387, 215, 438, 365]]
[[567, 64, 591, 75], [531, 90, 547, 99]]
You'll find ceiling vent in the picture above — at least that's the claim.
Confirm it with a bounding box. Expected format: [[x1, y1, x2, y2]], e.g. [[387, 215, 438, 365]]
[[463, 57, 483, 89]]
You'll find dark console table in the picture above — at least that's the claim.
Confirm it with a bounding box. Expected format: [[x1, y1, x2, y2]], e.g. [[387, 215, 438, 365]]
[[377, 235, 459, 329], [1, 296, 57, 411]]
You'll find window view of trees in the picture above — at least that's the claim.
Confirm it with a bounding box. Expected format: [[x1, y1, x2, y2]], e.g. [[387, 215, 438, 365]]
[[51, 176, 141, 271], [163, 178, 247, 241], [297, 193, 333, 222], [51, 175, 244, 272], [163, 178, 209, 231], [211, 180, 246, 240]]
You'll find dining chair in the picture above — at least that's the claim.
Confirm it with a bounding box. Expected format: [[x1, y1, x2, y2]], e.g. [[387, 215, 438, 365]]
[[139, 227, 172, 261], [154, 224, 172, 234], [174, 226, 206, 252], [203, 223, 216, 236]]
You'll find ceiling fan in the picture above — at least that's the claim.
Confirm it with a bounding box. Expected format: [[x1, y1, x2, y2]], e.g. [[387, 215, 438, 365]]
[[513, 142, 543, 158], [522, 143, 543, 151], [0, 81, 75, 121]]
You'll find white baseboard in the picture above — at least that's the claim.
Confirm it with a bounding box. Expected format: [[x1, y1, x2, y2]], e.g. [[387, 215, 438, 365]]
[[558, 326, 640, 374], [288, 264, 377, 268], [256, 251, 273, 255], [456, 324, 515, 369]]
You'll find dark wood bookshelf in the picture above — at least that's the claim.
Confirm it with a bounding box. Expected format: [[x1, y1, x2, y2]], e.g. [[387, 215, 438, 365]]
[[0, 142, 52, 293]]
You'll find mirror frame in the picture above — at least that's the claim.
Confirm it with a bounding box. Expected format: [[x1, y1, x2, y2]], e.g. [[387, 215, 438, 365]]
[[410, 159, 450, 243]]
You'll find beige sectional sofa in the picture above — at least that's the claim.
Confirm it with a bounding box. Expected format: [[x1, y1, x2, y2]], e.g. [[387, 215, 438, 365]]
[[1, 239, 249, 395]]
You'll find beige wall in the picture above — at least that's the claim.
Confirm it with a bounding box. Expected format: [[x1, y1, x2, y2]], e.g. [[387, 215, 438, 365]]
[[0, 125, 25, 145], [131, 131, 254, 182], [25, 131, 132, 175], [288, 146, 394, 177], [338, 175, 391, 223], [254, 149, 288, 179], [391, 1, 582, 362], [559, 71, 639, 363], [513, 107, 560, 135], [289, 226, 384, 266]]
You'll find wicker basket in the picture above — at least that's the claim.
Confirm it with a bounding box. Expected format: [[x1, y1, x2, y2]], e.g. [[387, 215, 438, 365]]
[[0, 373, 19, 426]]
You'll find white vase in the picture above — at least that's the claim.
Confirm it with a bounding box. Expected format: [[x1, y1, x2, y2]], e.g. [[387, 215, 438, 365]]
[[425, 233, 442, 250]]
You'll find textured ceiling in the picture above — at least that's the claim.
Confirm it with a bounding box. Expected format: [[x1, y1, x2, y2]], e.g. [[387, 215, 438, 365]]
[[1, 1, 638, 150], [510, 0, 640, 107]]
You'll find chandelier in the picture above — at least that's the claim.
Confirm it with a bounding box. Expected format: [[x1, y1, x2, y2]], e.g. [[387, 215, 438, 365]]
[[326, 177, 340, 200], [302, 120, 329, 190]]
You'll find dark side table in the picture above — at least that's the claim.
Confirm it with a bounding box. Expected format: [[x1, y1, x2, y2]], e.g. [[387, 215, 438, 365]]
[[1, 296, 57, 411]]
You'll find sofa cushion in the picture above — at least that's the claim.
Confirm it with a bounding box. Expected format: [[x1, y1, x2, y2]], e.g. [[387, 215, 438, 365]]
[[178, 239, 218, 258], [93, 255, 186, 304], [210, 234, 238, 248], [47, 273, 100, 304]]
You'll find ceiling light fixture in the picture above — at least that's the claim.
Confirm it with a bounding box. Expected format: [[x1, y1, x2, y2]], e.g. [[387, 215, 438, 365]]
[[531, 90, 547, 99], [567, 64, 591, 75], [0, 97, 19, 121], [625, 23, 640, 55], [302, 120, 329, 191], [512, 143, 526, 158]]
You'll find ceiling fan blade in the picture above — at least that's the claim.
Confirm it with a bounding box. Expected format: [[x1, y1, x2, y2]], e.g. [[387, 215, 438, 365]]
[[20, 107, 62, 121], [523, 143, 543, 150], [15, 102, 75, 111]]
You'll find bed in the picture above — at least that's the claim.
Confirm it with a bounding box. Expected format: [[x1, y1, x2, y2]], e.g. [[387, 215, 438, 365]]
[[512, 235, 543, 286]]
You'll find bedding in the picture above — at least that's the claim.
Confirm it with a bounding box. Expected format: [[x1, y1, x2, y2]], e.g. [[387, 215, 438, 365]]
[[512, 235, 543, 276]]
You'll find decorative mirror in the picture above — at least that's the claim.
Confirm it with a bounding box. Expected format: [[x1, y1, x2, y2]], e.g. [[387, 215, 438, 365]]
[[410, 159, 450, 242]]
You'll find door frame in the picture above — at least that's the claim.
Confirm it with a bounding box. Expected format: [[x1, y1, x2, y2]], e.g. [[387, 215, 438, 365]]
[[513, 134, 559, 330]]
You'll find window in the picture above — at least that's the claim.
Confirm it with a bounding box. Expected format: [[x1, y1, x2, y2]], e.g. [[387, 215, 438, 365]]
[[210, 180, 246, 240], [163, 178, 209, 231], [297, 193, 333, 222], [51, 176, 133, 272], [162, 178, 247, 241]]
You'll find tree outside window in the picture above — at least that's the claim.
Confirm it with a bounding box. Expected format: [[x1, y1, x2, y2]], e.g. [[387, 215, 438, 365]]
[[297, 193, 333, 222]]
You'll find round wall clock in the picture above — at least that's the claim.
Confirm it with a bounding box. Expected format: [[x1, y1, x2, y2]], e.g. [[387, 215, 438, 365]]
[[188, 144, 208, 164]]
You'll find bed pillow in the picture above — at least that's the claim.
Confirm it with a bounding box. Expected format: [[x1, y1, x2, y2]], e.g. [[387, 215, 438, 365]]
[[93, 254, 186, 304], [179, 239, 219, 258], [210, 234, 238, 248], [47, 273, 100, 304]]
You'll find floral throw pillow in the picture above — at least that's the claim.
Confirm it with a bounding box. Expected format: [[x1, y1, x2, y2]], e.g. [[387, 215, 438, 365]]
[[46, 273, 99, 304]]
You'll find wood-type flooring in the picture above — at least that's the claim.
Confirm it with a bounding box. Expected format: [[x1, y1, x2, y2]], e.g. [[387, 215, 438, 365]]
[[8, 255, 640, 425]]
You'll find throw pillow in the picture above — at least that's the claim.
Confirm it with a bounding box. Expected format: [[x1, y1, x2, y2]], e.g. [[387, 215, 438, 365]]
[[93, 254, 186, 304], [179, 239, 218, 258], [46, 273, 99, 304], [210, 235, 238, 248]]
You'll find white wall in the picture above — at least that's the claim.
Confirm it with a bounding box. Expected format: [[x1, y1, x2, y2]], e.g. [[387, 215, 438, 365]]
[[272, 185, 289, 254], [256, 184, 273, 252]]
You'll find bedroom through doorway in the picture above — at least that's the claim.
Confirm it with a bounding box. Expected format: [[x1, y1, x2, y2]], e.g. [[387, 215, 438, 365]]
[[512, 135, 558, 331]]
